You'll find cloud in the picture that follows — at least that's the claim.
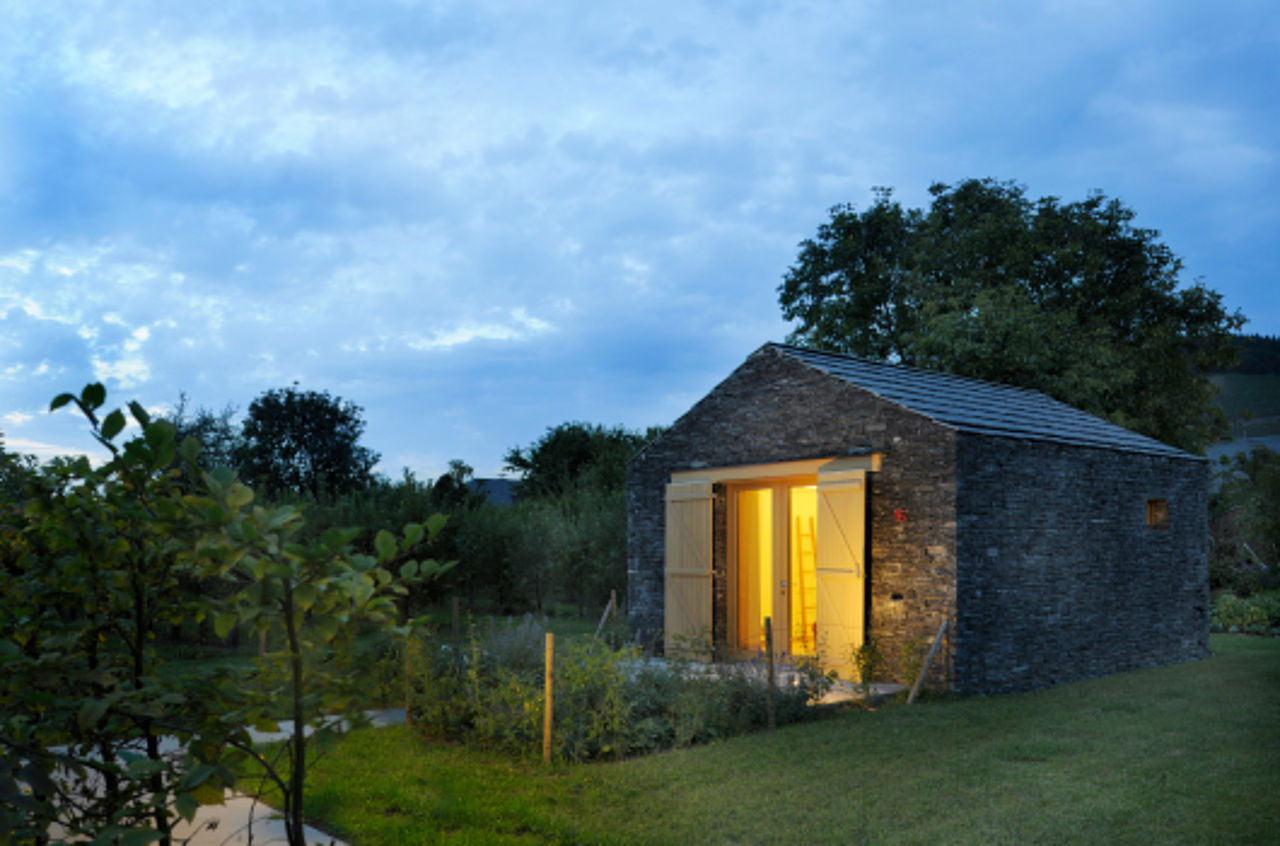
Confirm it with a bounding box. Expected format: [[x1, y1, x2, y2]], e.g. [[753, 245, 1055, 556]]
[[405, 308, 555, 351], [0, 0, 1275, 480], [3, 436, 104, 464]]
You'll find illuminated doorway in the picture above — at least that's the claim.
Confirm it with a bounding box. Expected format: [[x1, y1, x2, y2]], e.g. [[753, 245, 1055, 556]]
[[665, 456, 870, 676], [731, 482, 819, 661]]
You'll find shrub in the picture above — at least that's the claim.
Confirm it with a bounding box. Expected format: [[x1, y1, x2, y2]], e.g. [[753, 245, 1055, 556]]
[[410, 624, 833, 762], [1211, 591, 1280, 633], [854, 635, 884, 692]]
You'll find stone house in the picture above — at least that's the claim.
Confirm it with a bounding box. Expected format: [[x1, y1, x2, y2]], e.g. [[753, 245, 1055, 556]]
[[626, 343, 1209, 694]]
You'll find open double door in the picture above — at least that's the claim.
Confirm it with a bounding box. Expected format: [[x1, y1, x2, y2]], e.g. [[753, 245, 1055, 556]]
[[664, 459, 869, 678]]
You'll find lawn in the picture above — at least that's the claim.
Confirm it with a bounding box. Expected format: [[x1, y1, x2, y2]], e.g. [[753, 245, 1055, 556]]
[[295, 635, 1279, 845]]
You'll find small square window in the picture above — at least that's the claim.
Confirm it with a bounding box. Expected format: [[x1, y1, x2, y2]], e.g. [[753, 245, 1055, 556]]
[[1146, 499, 1169, 530]]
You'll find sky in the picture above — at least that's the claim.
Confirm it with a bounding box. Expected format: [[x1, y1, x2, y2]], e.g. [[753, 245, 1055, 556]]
[[1, 0, 1277, 479]]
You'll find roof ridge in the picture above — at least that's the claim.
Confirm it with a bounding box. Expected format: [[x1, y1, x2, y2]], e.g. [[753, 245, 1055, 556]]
[[767, 341, 1065, 402], [765, 342, 1195, 460]]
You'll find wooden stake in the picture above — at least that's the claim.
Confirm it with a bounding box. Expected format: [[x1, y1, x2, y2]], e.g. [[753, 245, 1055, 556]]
[[543, 632, 554, 763], [764, 616, 776, 731], [907, 618, 948, 705], [594, 589, 618, 639]]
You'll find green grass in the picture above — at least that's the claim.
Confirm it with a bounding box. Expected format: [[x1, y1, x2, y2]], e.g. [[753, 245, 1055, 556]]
[[293, 635, 1280, 845]]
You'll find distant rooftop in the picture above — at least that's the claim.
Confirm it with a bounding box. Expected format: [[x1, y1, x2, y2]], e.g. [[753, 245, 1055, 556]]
[[468, 477, 517, 506], [772, 343, 1195, 459]]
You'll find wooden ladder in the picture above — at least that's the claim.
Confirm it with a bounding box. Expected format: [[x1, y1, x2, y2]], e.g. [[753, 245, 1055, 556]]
[[794, 515, 818, 652]]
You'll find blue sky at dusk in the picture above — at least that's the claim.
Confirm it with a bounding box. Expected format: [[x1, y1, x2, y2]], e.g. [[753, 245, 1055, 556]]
[[2, 1, 1277, 478]]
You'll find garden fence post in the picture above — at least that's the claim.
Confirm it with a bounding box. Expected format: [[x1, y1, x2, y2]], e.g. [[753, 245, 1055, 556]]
[[543, 632, 554, 763], [765, 616, 776, 730]]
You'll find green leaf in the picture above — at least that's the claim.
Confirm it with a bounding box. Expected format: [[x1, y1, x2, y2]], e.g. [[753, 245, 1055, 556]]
[[321, 526, 361, 552], [174, 791, 200, 823], [90, 827, 127, 846], [81, 383, 107, 410], [374, 529, 397, 562], [144, 419, 174, 451], [180, 435, 202, 464], [189, 782, 225, 806], [213, 612, 238, 641], [293, 582, 317, 612], [399, 560, 419, 580], [101, 409, 127, 441], [179, 762, 220, 791], [226, 484, 254, 509], [120, 829, 164, 846], [402, 521, 425, 549], [155, 439, 177, 469], [252, 715, 280, 733], [314, 613, 340, 643], [426, 512, 448, 539], [128, 400, 152, 427], [78, 698, 111, 731], [50, 392, 76, 411]]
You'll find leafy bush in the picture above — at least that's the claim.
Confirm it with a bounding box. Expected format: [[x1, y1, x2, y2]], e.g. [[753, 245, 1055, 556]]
[[853, 635, 885, 691], [410, 623, 832, 762], [1211, 591, 1280, 633], [480, 614, 548, 672]]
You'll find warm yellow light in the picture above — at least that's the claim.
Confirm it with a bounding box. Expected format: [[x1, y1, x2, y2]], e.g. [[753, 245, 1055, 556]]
[[789, 485, 818, 656], [737, 488, 772, 652]]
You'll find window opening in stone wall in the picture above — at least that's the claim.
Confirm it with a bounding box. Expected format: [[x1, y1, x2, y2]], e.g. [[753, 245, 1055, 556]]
[[1146, 498, 1169, 530]]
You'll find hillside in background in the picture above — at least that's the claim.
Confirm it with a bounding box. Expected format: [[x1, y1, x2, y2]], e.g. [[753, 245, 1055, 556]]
[[1208, 334, 1280, 461]]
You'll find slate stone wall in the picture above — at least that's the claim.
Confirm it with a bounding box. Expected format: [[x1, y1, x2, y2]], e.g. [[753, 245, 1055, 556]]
[[953, 435, 1209, 694], [627, 345, 958, 685]]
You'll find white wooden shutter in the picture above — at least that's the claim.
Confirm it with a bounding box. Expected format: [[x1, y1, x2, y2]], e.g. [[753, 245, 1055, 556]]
[[664, 481, 712, 659], [816, 469, 866, 679]]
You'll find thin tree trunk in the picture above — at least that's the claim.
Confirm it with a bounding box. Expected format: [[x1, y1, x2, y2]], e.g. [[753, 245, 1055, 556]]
[[135, 578, 173, 846], [284, 579, 306, 846]]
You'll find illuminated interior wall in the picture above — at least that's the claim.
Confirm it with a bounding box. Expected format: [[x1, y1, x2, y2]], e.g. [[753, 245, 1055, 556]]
[[735, 488, 772, 651], [789, 485, 818, 655]]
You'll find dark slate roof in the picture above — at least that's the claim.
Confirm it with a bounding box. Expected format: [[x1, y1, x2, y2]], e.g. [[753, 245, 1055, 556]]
[[771, 343, 1196, 459]]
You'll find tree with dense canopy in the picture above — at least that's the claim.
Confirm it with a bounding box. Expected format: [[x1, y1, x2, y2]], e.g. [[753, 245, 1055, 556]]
[[168, 392, 241, 471], [501, 422, 659, 614], [503, 422, 652, 500], [235, 385, 379, 499], [778, 179, 1245, 453]]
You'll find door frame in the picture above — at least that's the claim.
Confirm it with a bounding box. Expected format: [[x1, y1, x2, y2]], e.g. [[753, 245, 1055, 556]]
[[674, 454, 878, 667], [725, 479, 795, 662]]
